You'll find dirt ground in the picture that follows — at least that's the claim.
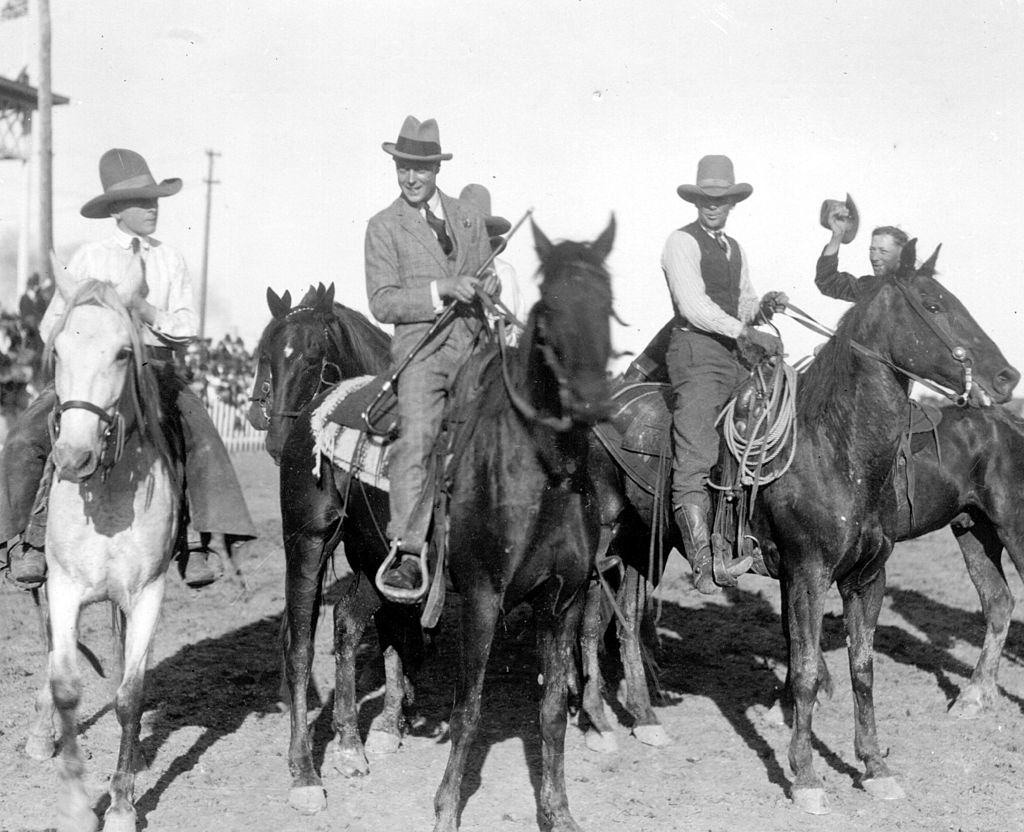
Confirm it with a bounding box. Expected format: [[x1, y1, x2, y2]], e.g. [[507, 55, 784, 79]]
[[2, 450, 1024, 832]]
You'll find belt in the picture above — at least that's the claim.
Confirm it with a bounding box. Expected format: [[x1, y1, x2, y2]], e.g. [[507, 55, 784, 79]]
[[672, 319, 738, 351]]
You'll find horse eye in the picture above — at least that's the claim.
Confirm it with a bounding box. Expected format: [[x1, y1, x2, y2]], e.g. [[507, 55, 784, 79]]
[[116, 348, 132, 362], [924, 301, 943, 313]]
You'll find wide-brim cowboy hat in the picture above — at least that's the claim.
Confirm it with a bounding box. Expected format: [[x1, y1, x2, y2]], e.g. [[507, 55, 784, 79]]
[[819, 193, 860, 244], [382, 115, 453, 163], [80, 148, 182, 219], [676, 154, 752, 204], [458, 183, 511, 236]]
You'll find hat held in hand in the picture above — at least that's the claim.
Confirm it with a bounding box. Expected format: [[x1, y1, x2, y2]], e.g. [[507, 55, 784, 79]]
[[819, 193, 859, 244], [80, 148, 182, 219]]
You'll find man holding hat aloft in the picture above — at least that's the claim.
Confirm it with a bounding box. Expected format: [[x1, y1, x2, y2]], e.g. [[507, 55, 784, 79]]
[[816, 195, 909, 299], [0, 148, 255, 589], [662, 154, 788, 595], [366, 116, 497, 599]]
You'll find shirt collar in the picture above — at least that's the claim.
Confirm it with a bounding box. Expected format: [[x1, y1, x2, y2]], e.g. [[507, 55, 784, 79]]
[[422, 189, 443, 216], [699, 223, 725, 239], [112, 226, 152, 251]]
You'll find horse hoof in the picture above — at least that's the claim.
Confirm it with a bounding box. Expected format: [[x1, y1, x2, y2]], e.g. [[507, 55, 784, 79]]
[[364, 729, 401, 755], [331, 744, 370, 778], [585, 727, 618, 754], [288, 785, 327, 814], [791, 787, 830, 814], [632, 723, 671, 747], [863, 776, 905, 801], [24, 732, 56, 760], [102, 808, 137, 832], [950, 692, 986, 720]]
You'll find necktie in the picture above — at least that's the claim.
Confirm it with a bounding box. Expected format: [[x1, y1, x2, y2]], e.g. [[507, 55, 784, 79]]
[[130, 237, 150, 298], [714, 231, 729, 254], [423, 205, 453, 256]]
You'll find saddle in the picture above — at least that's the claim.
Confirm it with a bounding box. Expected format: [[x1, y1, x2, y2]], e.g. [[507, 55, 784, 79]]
[[893, 399, 944, 536], [591, 381, 672, 495]]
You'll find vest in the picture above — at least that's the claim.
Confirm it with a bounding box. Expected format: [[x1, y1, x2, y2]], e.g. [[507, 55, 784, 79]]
[[680, 221, 743, 319]]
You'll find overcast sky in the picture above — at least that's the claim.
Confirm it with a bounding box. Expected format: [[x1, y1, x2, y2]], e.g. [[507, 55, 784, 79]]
[[0, 1, 1021, 374]]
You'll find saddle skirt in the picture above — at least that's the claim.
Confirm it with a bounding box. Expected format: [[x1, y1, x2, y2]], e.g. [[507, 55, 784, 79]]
[[592, 381, 672, 494], [310, 376, 393, 489]]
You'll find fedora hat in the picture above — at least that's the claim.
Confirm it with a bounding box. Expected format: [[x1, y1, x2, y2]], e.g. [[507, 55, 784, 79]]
[[382, 115, 453, 163], [819, 193, 860, 244], [80, 148, 182, 219], [676, 155, 752, 204], [458, 183, 511, 236]]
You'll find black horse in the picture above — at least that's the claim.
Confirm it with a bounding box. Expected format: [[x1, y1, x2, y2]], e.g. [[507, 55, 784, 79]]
[[760, 242, 1017, 812], [263, 219, 615, 831]]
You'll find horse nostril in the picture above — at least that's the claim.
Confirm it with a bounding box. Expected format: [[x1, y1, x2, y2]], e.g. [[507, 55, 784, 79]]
[[994, 367, 1021, 396]]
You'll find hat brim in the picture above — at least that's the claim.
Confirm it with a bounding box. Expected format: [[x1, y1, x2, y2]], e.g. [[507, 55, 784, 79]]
[[485, 216, 511, 236], [80, 178, 183, 219], [382, 142, 452, 162], [676, 183, 752, 204]]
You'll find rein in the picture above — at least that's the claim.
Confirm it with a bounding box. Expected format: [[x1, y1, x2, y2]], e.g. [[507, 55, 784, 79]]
[[782, 282, 975, 406]]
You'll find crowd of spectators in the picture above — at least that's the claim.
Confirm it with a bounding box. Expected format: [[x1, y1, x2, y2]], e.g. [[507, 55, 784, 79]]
[[183, 334, 258, 411]]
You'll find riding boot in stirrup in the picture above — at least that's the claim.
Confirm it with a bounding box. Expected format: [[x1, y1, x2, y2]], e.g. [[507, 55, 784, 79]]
[[675, 502, 719, 595]]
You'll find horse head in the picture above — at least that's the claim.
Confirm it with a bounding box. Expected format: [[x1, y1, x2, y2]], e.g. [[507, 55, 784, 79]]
[[516, 216, 616, 427], [886, 241, 1018, 405], [48, 279, 152, 483], [254, 283, 391, 462]]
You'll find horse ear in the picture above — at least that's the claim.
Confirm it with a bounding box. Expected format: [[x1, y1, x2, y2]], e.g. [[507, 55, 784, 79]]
[[324, 283, 335, 307], [899, 238, 918, 275], [531, 219, 553, 262], [920, 243, 942, 275], [50, 251, 77, 301], [591, 213, 616, 262], [267, 287, 291, 318]]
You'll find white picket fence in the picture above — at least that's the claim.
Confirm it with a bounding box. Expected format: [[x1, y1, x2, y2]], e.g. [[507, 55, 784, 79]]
[[206, 398, 266, 454]]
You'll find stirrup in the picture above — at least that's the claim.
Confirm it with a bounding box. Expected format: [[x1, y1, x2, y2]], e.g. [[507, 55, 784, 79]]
[[711, 532, 752, 587], [375, 540, 430, 604]]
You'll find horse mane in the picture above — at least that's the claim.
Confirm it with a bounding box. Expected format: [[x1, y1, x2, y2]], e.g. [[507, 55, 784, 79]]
[[796, 277, 894, 448], [45, 279, 181, 481], [329, 303, 392, 375]]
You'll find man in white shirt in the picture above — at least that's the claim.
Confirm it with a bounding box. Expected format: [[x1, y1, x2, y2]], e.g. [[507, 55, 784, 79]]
[[663, 155, 786, 594], [0, 148, 255, 589]]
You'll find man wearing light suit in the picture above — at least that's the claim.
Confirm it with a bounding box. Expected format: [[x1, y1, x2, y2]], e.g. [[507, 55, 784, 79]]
[[365, 115, 496, 599]]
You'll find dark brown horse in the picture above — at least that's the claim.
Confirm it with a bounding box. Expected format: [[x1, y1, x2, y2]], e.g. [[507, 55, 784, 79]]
[[760, 242, 1017, 812], [262, 219, 615, 831]]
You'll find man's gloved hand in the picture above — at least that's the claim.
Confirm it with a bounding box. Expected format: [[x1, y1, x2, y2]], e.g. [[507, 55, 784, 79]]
[[738, 325, 783, 357], [758, 290, 789, 323]]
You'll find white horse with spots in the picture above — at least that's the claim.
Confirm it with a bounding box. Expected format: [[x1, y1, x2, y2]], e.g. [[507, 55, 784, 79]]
[[26, 263, 183, 832]]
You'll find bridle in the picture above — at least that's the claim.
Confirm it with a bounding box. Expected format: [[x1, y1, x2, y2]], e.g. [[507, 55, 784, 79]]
[[253, 307, 343, 422], [48, 396, 128, 476], [783, 278, 977, 407]]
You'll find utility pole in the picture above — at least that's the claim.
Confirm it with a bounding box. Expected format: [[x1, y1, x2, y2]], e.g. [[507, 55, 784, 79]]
[[37, 0, 52, 288], [198, 148, 220, 340]]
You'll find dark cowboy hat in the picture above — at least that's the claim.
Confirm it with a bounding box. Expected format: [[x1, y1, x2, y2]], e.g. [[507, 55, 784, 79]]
[[382, 115, 453, 163], [458, 183, 512, 236], [676, 155, 752, 204], [80, 148, 182, 219], [819, 193, 860, 244]]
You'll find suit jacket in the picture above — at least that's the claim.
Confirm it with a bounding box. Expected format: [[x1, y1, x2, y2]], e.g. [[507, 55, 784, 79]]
[[365, 190, 491, 363]]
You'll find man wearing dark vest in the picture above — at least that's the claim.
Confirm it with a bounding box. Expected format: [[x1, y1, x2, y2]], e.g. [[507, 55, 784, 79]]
[[662, 155, 786, 594]]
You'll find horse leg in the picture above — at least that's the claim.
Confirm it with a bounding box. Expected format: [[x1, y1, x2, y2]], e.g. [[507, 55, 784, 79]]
[[433, 587, 501, 832], [284, 532, 328, 814], [48, 575, 97, 832], [537, 587, 586, 832], [951, 520, 1011, 719], [330, 574, 376, 776], [839, 567, 905, 802], [104, 579, 165, 832], [26, 587, 56, 761], [618, 566, 668, 747], [365, 604, 416, 755], [579, 576, 617, 753], [784, 569, 832, 814]]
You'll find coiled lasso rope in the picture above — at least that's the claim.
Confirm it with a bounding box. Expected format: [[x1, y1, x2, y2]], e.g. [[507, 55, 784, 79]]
[[714, 358, 799, 489]]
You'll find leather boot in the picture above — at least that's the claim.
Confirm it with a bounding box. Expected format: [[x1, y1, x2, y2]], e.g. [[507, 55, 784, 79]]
[[675, 502, 718, 595], [6, 537, 46, 589]]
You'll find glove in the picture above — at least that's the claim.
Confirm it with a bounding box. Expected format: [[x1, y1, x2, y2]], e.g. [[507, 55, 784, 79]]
[[739, 325, 783, 357], [758, 290, 789, 323]]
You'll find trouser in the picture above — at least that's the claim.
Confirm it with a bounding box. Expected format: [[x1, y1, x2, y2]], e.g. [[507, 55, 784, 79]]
[[386, 336, 470, 549], [665, 328, 748, 510], [0, 368, 257, 544]]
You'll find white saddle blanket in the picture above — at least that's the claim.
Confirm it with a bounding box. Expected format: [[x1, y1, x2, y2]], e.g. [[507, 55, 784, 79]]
[[310, 375, 391, 491]]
